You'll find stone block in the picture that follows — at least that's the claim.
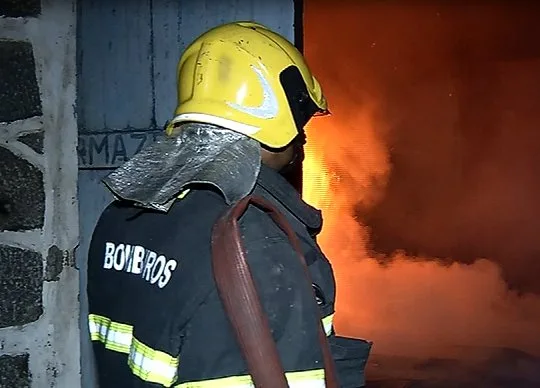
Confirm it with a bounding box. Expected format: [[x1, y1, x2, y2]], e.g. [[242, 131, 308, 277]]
[[0, 0, 41, 18], [18, 131, 44, 154], [45, 245, 63, 281], [0, 354, 30, 388], [0, 245, 43, 328], [0, 146, 45, 232], [0, 40, 42, 123]]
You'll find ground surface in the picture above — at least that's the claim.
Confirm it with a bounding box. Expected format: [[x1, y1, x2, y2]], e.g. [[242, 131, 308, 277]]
[[365, 346, 540, 387]]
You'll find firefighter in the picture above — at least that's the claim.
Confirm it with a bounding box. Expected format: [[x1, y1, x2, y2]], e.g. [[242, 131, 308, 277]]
[[87, 21, 371, 387]]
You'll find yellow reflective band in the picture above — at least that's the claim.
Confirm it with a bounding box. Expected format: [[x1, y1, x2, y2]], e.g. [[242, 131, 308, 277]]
[[176, 368, 325, 387], [88, 313, 132, 354], [128, 337, 179, 387], [88, 314, 179, 387], [177, 189, 190, 199], [322, 313, 334, 337]]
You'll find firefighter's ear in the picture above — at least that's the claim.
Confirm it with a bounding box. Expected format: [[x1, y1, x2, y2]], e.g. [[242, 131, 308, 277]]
[[260, 143, 295, 171]]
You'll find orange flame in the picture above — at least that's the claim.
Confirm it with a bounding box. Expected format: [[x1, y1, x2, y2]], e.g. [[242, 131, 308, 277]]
[[302, 107, 391, 339], [302, 109, 540, 358]]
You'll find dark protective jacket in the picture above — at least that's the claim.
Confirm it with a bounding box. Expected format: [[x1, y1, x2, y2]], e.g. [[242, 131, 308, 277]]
[[87, 164, 371, 387]]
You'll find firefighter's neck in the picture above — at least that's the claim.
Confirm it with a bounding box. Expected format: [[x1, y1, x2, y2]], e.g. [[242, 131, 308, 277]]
[[260, 144, 295, 171]]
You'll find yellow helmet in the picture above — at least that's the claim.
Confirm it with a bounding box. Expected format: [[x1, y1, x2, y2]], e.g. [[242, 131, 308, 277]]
[[166, 21, 328, 149]]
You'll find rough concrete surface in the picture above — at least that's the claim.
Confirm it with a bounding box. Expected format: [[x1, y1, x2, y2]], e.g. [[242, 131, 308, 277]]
[[18, 131, 44, 154], [0, 40, 42, 123], [0, 0, 80, 386], [0, 354, 31, 388], [0, 0, 40, 18], [45, 245, 64, 282], [0, 146, 45, 232], [0, 245, 43, 328]]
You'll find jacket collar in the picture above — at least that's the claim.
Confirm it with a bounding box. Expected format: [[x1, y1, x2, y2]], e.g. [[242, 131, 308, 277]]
[[255, 164, 322, 234]]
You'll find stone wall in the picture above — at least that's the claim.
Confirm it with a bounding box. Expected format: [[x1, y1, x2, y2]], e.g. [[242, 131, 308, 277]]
[[0, 0, 80, 387]]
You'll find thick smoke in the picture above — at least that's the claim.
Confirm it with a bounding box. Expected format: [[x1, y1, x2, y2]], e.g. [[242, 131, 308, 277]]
[[307, 0, 540, 293], [303, 0, 540, 368]]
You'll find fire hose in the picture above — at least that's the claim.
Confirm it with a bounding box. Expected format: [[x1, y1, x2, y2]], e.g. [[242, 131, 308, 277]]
[[211, 195, 339, 388]]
